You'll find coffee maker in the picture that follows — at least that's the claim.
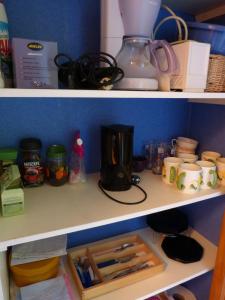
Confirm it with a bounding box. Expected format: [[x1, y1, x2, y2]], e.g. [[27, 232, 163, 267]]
[[100, 124, 134, 191]]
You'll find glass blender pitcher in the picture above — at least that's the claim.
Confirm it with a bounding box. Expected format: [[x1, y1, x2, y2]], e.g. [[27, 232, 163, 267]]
[[114, 0, 177, 91]]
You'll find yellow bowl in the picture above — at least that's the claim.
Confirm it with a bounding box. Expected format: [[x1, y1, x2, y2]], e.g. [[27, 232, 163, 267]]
[[10, 256, 60, 287]]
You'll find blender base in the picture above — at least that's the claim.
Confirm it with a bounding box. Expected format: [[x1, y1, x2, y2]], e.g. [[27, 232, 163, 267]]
[[114, 77, 158, 90]]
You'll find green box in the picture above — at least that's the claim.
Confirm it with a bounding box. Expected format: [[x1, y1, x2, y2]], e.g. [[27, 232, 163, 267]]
[[0, 165, 24, 217], [1, 189, 24, 217]]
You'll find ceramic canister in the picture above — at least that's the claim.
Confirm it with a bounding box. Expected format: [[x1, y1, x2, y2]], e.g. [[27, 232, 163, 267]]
[[162, 157, 183, 185], [196, 160, 217, 189], [201, 151, 221, 163], [216, 157, 225, 186], [176, 163, 202, 193]]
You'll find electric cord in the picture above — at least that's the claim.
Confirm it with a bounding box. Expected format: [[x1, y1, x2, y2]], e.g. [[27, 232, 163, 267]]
[[153, 15, 188, 42], [162, 4, 183, 41], [98, 180, 147, 205], [153, 4, 188, 44], [54, 52, 124, 90]]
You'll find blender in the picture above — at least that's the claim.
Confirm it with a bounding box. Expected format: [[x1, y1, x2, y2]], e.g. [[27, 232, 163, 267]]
[[115, 0, 177, 90]]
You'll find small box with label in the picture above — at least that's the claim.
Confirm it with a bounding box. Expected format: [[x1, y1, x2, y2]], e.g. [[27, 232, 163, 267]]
[[1, 189, 24, 217], [12, 38, 58, 89], [0, 165, 24, 217]]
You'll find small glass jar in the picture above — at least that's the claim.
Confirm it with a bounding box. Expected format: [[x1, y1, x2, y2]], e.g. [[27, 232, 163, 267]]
[[144, 142, 155, 170], [46, 145, 68, 186], [152, 142, 169, 175], [20, 138, 44, 187]]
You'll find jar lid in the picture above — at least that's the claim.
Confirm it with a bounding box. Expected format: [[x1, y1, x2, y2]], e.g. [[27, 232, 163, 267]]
[[20, 138, 42, 150], [0, 148, 18, 161], [47, 145, 66, 158]]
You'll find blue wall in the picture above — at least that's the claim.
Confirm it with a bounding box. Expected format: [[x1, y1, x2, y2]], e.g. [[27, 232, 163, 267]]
[[6, 0, 100, 57], [0, 98, 189, 171]]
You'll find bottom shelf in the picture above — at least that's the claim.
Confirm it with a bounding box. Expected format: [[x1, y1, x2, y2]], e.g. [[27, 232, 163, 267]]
[[66, 227, 216, 300], [10, 227, 217, 300]]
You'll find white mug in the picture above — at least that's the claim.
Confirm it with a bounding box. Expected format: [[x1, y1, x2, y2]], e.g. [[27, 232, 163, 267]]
[[196, 160, 217, 189], [177, 163, 202, 194], [162, 157, 183, 185], [201, 151, 221, 163], [216, 157, 225, 186]]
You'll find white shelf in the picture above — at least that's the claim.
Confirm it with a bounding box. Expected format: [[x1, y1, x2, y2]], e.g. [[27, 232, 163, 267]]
[[10, 228, 216, 300], [66, 227, 217, 300], [0, 88, 225, 101], [188, 99, 225, 105], [0, 171, 224, 251]]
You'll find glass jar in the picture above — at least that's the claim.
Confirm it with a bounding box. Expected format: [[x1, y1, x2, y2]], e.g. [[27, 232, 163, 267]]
[[152, 142, 169, 175], [115, 36, 158, 90], [20, 138, 44, 187], [46, 145, 68, 186], [144, 142, 156, 170]]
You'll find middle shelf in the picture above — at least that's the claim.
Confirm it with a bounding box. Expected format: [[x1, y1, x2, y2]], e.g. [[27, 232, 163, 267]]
[[0, 171, 224, 251]]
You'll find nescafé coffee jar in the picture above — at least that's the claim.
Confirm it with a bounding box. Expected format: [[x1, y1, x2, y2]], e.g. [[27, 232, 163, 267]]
[[20, 138, 44, 187], [46, 145, 68, 186]]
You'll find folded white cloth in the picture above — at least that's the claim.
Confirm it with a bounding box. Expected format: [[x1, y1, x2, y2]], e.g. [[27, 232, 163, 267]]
[[20, 276, 71, 300], [11, 235, 67, 266]]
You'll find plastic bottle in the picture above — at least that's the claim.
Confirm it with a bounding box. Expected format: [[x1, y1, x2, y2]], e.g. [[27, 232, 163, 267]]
[[0, 0, 10, 87], [69, 132, 86, 184]]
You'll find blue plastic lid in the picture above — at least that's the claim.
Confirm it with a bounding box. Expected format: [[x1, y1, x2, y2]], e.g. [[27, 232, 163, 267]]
[[188, 21, 225, 33]]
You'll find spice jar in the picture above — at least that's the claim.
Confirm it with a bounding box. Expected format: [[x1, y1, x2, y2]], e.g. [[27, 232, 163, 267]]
[[20, 138, 44, 187], [46, 145, 68, 186], [152, 142, 169, 175]]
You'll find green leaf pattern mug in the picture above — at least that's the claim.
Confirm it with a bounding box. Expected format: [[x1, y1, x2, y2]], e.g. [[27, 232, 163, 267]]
[[196, 160, 218, 189], [163, 157, 183, 185], [176, 163, 202, 194]]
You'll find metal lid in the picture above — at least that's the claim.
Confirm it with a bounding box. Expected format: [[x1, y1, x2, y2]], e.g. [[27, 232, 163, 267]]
[[20, 138, 42, 150], [47, 145, 66, 158]]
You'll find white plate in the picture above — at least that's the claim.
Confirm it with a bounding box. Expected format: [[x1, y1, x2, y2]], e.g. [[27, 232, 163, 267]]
[[167, 285, 197, 300]]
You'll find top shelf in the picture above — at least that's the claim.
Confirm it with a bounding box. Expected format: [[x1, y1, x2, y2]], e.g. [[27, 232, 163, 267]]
[[1, 89, 225, 103]]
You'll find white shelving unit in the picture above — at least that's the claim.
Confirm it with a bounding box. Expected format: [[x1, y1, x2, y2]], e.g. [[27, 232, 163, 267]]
[[1, 0, 225, 298], [0, 171, 224, 300], [0, 88, 225, 104]]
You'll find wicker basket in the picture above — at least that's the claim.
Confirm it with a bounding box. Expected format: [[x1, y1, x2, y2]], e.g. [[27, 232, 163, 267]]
[[206, 54, 225, 92]]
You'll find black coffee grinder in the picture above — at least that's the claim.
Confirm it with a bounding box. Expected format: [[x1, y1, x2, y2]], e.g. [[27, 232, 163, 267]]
[[100, 124, 134, 191], [99, 124, 147, 205]]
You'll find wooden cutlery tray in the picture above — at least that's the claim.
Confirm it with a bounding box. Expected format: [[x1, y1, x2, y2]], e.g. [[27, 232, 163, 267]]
[[68, 234, 165, 299]]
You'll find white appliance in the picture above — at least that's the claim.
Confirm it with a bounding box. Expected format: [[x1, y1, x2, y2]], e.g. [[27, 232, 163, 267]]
[[101, 0, 177, 91], [101, 0, 124, 57], [100, 0, 161, 57], [158, 41, 211, 92]]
